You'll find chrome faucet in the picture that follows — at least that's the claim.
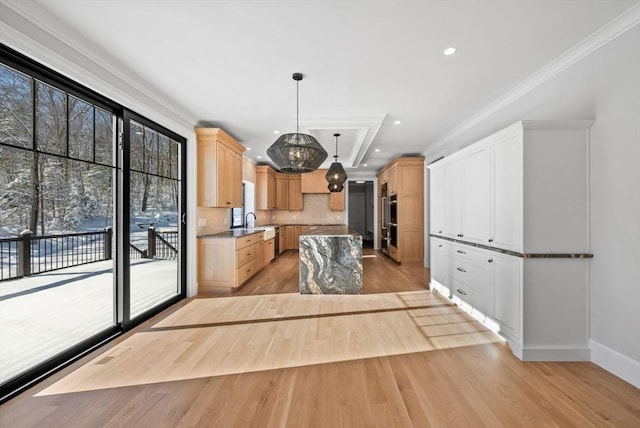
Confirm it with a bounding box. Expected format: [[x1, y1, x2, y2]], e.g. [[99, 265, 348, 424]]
[[244, 212, 257, 228]]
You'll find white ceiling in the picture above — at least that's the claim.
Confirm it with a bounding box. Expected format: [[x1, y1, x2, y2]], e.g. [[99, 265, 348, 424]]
[[2, 0, 638, 176]]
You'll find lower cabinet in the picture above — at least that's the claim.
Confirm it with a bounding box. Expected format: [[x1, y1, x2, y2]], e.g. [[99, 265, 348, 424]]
[[198, 232, 270, 292], [430, 238, 588, 361]]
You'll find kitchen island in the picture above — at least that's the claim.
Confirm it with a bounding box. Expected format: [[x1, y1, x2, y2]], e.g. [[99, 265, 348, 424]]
[[299, 226, 363, 294]]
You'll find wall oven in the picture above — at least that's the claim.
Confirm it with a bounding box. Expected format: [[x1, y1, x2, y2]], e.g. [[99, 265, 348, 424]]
[[381, 183, 390, 254], [388, 194, 398, 249]]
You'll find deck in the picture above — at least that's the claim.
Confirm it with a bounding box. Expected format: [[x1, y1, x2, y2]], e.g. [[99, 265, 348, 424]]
[[0, 258, 178, 384]]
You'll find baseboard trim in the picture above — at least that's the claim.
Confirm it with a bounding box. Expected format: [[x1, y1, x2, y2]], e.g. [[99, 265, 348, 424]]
[[506, 342, 591, 361], [590, 339, 640, 388]]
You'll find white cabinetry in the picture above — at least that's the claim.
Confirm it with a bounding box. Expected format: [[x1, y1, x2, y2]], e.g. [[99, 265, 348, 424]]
[[429, 168, 445, 235], [490, 134, 522, 252], [462, 149, 491, 244], [428, 120, 593, 362], [489, 253, 522, 343]]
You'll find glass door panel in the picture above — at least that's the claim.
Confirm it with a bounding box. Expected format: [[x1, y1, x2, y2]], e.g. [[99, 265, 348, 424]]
[[0, 62, 117, 385], [128, 120, 181, 319]]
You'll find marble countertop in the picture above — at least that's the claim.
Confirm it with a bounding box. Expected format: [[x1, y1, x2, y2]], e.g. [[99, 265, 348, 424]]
[[300, 226, 360, 237]]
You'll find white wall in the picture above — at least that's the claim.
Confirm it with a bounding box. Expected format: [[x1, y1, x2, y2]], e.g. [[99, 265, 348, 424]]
[[588, 33, 640, 385], [424, 25, 640, 386]]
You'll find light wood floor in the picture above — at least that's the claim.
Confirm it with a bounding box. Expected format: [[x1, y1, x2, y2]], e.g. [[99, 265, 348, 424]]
[[1, 250, 638, 427]]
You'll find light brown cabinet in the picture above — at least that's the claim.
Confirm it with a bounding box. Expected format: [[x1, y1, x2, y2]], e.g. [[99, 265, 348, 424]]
[[256, 165, 277, 210], [196, 128, 245, 208], [278, 227, 286, 254], [276, 173, 289, 210], [330, 191, 345, 211], [264, 238, 275, 265], [256, 166, 303, 211], [288, 176, 303, 211], [301, 168, 330, 193], [285, 225, 296, 249], [377, 157, 424, 263]]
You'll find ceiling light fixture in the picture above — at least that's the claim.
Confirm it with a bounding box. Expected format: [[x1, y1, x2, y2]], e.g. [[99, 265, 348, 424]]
[[267, 73, 328, 173], [375, 148, 380, 152], [394, 120, 401, 125], [443, 47, 456, 56], [326, 133, 347, 192], [274, 130, 280, 134], [363, 163, 368, 167]]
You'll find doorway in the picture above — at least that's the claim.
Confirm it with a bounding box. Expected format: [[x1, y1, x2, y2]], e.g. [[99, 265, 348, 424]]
[[348, 181, 374, 248]]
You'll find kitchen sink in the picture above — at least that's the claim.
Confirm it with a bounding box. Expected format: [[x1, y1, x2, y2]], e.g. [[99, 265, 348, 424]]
[[234, 227, 275, 240]]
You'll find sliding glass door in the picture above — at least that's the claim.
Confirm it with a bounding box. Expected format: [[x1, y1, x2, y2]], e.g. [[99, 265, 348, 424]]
[[127, 118, 183, 320], [0, 45, 186, 400]]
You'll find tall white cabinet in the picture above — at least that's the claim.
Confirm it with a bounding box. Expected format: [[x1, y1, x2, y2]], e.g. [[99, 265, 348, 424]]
[[429, 120, 593, 361]]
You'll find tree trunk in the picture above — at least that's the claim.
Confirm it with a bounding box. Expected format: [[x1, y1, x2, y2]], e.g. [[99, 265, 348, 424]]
[[30, 151, 39, 235]]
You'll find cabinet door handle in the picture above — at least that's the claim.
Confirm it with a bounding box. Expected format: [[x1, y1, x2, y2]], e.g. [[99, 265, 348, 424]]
[[438, 244, 443, 248], [456, 288, 467, 296], [456, 267, 466, 273], [456, 250, 466, 254], [226, 202, 231, 205], [488, 238, 493, 243], [457, 233, 464, 238], [488, 259, 494, 263], [438, 230, 443, 234]]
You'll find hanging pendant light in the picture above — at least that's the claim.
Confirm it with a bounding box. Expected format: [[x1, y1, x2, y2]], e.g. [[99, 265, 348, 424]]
[[326, 133, 347, 192], [267, 73, 328, 173]]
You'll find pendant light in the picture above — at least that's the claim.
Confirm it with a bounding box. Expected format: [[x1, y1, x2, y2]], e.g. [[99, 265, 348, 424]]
[[267, 73, 328, 173], [326, 133, 347, 192]]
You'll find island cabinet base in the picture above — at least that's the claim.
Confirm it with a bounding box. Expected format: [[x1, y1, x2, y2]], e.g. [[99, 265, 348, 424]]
[[299, 227, 363, 294]]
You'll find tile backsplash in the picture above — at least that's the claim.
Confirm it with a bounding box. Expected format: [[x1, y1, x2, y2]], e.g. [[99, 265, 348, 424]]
[[269, 194, 345, 225], [197, 207, 231, 235], [199, 194, 345, 234]]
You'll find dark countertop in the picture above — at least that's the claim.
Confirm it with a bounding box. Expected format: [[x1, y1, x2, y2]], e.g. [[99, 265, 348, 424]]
[[260, 223, 344, 228], [300, 226, 360, 237], [198, 229, 264, 239]]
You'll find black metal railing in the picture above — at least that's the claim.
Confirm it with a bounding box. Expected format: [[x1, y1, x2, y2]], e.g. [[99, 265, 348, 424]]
[[0, 226, 179, 282], [0, 237, 21, 281], [0, 228, 112, 281], [152, 229, 178, 259]]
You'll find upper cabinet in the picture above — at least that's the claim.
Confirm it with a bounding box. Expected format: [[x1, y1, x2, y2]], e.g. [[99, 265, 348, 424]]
[[256, 165, 277, 210], [288, 175, 303, 211], [429, 120, 592, 253], [275, 173, 289, 210], [196, 128, 245, 208], [301, 169, 330, 193], [256, 166, 304, 211], [330, 192, 345, 211]]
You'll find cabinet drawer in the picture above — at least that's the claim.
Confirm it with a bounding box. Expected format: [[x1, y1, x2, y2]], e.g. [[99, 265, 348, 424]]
[[237, 259, 257, 285], [452, 281, 487, 315], [450, 257, 487, 291], [450, 243, 485, 265], [237, 233, 262, 250], [237, 244, 257, 267]]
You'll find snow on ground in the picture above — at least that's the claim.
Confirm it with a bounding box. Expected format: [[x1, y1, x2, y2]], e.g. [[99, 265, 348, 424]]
[[0, 258, 178, 384]]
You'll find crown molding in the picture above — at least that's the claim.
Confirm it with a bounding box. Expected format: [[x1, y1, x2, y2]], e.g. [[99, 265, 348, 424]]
[[0, 0, 196, 135], [427, 2, 640, 154]]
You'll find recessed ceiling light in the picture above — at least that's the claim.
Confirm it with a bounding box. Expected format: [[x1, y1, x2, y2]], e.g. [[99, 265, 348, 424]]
[[363, 163, 368, 167], [394, 120, 401, 125], [257, 155, 262, 159], [375, 148, 380, 152], [246, 147, 252, 151], [356, 180, 365, 184], [274, 130, 280, 134], [443, 47, 456, 56]]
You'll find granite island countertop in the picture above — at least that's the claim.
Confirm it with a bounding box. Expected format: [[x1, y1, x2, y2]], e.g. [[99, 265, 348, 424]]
[[300, 225, 359, 237], [299, 227, 363, 294]]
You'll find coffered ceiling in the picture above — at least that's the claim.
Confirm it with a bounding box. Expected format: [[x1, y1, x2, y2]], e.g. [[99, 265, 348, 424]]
[[1, 0, 638, 177]]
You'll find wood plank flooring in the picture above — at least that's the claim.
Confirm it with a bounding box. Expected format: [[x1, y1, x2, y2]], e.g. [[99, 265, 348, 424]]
[[1, 250, 638, 427]]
